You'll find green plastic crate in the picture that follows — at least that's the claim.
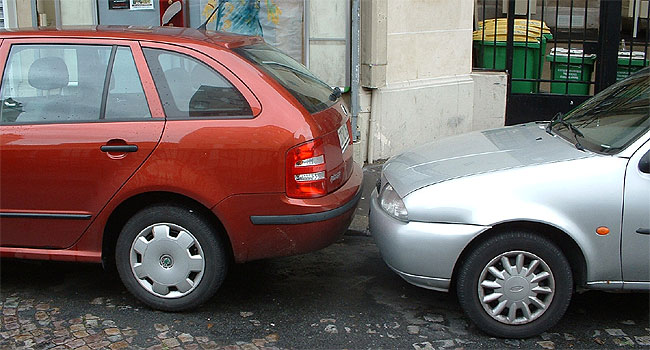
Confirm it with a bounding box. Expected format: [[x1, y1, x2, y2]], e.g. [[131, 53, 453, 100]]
[[473, 34, 551, 94], [616, 54, 649, 81], [546, 49, 596, 95]]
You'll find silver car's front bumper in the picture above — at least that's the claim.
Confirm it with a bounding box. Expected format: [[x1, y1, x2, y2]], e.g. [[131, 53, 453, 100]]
[[369, 188, 489, 292]]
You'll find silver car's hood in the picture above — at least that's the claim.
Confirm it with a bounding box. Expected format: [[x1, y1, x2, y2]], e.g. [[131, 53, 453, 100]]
[[383, 123, 594, 196]]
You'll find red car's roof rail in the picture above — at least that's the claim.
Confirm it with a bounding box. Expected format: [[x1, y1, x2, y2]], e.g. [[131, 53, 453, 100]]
[[0, 25, 263, 49]]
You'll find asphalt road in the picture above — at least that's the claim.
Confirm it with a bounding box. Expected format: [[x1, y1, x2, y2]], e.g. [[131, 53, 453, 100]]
[[1, 234, 649, 350]]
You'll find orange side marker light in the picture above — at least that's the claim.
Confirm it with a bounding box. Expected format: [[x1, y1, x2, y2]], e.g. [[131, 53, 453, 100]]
[[596, 226, 610, 235]]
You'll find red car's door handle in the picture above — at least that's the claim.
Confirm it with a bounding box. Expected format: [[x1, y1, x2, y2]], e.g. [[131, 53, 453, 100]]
[[100, 145, 138, 153]]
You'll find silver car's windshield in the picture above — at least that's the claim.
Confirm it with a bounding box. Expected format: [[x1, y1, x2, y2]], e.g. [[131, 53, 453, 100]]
[[552, 69, 649, 155]]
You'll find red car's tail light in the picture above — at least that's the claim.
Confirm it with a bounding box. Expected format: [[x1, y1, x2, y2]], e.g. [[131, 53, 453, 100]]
[[346, 118, 353, 147], [286, 138, 327, 198]]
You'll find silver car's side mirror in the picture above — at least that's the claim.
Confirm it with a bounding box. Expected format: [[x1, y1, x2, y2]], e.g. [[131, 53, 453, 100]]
[[639, 151, 650, 174]]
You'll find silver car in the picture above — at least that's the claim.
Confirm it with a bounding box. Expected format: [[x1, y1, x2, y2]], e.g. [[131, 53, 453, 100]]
[[370, 68, 649, 338]]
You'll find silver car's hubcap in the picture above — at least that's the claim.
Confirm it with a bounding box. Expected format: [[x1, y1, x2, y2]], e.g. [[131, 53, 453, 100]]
[[478, 250, 555, 325], [129, 223, 205, 299]]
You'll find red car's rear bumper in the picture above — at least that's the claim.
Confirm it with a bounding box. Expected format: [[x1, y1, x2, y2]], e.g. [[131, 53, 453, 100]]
[[213, 162, 363, 262]]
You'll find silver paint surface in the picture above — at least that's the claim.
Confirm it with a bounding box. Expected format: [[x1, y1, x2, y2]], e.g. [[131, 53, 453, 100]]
[[371, 122, 650, 290]]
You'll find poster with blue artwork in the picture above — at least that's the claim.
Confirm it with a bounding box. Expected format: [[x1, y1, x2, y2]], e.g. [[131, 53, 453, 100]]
[[200, 0, 303, 63]]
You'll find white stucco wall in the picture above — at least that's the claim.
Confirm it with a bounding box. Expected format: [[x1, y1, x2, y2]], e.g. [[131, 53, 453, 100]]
[[385, 0, 474, 83], [360, 0, 507, 163], [471, 72, 508, 132], [368, 76, 474, 161]]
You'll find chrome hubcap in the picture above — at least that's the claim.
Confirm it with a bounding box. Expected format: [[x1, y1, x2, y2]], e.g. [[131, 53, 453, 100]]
[[478, 250, 555, 325], [129, 223, 205, 299], [159, 254, 174, 269]]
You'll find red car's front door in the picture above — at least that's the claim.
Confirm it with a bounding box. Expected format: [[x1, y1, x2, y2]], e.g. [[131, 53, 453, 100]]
[[0, 39, 164, 249]]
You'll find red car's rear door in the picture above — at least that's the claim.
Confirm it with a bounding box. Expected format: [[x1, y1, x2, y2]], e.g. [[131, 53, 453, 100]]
[[0, 38, 165, 249]]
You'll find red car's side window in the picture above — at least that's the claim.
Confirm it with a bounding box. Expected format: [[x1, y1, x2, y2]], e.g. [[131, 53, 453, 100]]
[[142, 48, 252, 119], [0, 44, 150, 124], [105, 47, 152, 120]]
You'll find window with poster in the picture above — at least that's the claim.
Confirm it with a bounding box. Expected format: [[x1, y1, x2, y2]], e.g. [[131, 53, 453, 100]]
[[1, 1, 5, 28], [2, 0, 350, 89], [194, 0, 350, 89]]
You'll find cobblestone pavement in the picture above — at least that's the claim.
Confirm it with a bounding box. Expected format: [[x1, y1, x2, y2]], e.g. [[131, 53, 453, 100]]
[[1, 235, 649, 350]]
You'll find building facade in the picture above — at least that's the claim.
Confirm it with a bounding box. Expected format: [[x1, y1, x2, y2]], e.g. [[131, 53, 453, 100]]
[[357, 0, 505, 163], [1, 0, 507, 164]]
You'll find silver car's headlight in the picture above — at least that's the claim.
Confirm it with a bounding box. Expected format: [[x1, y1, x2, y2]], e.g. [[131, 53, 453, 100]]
[[379, 183, 409, 221]]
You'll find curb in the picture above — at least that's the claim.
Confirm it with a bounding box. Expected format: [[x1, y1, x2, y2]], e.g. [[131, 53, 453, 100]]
[[345, 162, 383, 236]]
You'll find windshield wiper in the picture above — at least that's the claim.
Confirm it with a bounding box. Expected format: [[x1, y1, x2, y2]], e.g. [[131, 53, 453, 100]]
[[559, 119, 585, 151], [547, 112, 585, 151], [546, 112, 562, 135], [329, 87, 342, 101]]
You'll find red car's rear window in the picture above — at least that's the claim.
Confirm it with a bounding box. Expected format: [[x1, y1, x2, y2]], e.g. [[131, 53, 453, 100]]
[[233, 43, 337, 114]]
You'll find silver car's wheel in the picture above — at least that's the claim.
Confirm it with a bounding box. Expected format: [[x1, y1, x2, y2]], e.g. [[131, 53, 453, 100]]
[[116, 205, 228, 311], [130, 223, 205, 299], [478, 250, 555, 325], [457, 231, 572, 338]]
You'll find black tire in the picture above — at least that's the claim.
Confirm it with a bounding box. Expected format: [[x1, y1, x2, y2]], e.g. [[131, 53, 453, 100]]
[[456, 231, 573, 338], [115, 205, 228, 311]]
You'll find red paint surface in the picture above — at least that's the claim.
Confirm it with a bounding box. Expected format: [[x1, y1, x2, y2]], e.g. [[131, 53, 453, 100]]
[[0, 27, 361, 264]]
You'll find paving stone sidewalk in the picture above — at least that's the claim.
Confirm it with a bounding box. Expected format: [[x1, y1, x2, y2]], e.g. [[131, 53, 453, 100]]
[[1, 162, 649, 350]]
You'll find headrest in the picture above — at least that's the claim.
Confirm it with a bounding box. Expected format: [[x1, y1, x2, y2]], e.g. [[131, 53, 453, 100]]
[[28, 57, 69, 90], [190, 64, 205, 90], [164, 67, 189, 86]]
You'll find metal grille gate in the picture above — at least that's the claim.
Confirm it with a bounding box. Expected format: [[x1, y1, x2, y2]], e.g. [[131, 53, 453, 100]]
[[474, 0, 650, 125]]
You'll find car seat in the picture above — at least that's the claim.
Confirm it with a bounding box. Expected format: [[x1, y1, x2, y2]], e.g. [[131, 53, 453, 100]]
[[16, 56, 72, 122]]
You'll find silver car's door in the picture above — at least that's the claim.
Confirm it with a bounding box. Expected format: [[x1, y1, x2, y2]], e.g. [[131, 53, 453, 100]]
[[621, 142, 650, 287]]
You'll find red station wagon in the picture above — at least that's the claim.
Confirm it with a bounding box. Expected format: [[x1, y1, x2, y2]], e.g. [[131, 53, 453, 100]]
[[0, 26, 362, 311]]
